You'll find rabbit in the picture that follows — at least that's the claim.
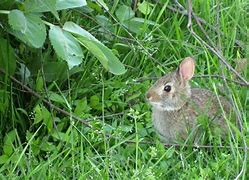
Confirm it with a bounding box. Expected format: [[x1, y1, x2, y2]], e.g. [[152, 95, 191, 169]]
[[146, 57, 232, 143]]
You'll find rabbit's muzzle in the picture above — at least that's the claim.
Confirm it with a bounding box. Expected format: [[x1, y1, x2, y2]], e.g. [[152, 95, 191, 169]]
[[146, 91, 160, 102]]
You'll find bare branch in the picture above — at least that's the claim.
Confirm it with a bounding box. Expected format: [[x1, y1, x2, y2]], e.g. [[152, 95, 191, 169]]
[[188, 3, 247, 86], [0, 69, 92, 128], [135, 75, 249, 87], [184, 2, 249, 86], [194, 75, 249, 86], [126, 140, 249, 151], [186, 1, 248, 178], [166, 3, 245, 48], [187, 0, 193, 29]]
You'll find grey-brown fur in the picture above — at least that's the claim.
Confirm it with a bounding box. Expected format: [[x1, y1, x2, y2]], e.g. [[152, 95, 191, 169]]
[[146, 57, 232, 143]]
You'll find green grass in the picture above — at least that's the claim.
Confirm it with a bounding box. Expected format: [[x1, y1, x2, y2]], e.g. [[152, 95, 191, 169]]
[[0, 0, 248, 179]]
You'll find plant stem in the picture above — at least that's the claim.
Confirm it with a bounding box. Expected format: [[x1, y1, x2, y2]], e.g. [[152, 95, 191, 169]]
[[42, 20, 54, 27], [0, 10, 10, 14]]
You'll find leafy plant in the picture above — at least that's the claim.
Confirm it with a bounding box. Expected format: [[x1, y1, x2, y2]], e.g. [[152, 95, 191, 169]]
[[115, 4, 157, 34], [0, 37, 16, 75], [1, 0, 126, 75], [0, 0, 248, 178]]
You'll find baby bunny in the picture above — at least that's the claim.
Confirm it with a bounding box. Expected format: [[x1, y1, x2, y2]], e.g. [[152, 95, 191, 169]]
[[146, 57, 232, 143]]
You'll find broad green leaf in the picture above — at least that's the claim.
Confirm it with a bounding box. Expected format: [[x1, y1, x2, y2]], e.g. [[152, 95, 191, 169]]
[[3, 130, 16, 156], [34, 105, 52, 131], [0, 155, 8, 164], [119, 125, 133, 132], [123, 17, 157, 34], [35, 75, 44, 92], [49, 25, 84, 69], [24, 0, 59, 20], [130, 17, 157, 25], [63, 22, 126, 75], [8, 10, 27, 33], [3, 143, 13, 156], [42, 105, 53, 132], [0, 37, 16, 75], [4, 130, 16, 147], [34, 105, 43, 124], [74, 98, 91, 115], [48, 92, 66, 105], [56, 0, 87, 10], [90, 95, 100, 109], [24, 0, 86, 12], [95, 15, 114, 32], [68, 66, 84, 76], [52, 132, 69, 142], [138, 1, 152, 15], [115, 5, 135, 22], [40, 141, 57, 152], [9, 13, 46, 48]]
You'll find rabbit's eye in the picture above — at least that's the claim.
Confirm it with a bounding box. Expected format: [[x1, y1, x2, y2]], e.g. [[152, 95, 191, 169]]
[[164, 85, 171, 92]]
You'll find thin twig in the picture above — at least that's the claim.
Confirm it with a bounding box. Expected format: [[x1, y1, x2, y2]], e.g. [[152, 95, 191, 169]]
[[85, 112, 124, 122], [41, 62, 58, 129], [186, 1, 248, 178], [194, 75, 248, 86], [0, 69, 91, 128], [217, 2, 246, 179], [187, 0, 193, 29], [0, 69, 126, 127], [135, 74, 249, 86], [187, 0, 247, 127], [191, 30, 248, 86], [2, 69, 249, 152], [184, 5, 249, 86], [75, 9, 142, 44], [152, 0, 245, 47], [94, 1, 164, 66], [126, 140, 249, 151], [132, 0, 138, 11], [165, 2, 245, 48], [185, 2, 248, 86]]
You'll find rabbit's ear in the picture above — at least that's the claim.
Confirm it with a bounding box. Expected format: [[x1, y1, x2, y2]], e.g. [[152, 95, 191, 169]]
[[179, 57, 195, 81]]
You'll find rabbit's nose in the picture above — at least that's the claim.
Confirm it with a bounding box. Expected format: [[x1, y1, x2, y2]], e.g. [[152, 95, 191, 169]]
[[146, 92, 153, 100], [147, 91, 160, 102]]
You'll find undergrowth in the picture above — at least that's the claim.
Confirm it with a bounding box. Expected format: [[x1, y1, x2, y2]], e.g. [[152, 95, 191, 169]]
[[0, 0, 248, 179]]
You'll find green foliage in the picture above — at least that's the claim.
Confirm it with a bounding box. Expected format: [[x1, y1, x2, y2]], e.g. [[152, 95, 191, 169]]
[[2, 0, 125, 74], [49, 25, 84, 69], [138, 1, 153, 15], [115, 4, 157, 34], [24, 0, 87, 12], [34, 105, 53, 131], [0, 37, 16, 75], [115, 5, 135, 22], [0, 0, 16, 9], [63, 22, 126, 75], [42, 62, 68, 82], [3, 130, 16, 156], [0, 0, 248, 179], [8, 10, 27, 33], [9, 11, 46, 48]]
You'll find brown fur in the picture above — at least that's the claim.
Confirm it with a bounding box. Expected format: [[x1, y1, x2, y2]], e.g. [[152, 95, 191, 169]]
[[146, 57, 232, 143]]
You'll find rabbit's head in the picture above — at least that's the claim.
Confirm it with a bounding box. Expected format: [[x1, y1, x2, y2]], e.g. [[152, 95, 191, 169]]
[[146, 57, 195, 111]]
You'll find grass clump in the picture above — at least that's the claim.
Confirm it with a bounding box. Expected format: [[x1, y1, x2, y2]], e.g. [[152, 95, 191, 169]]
[[0, 0, 248, 179]]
